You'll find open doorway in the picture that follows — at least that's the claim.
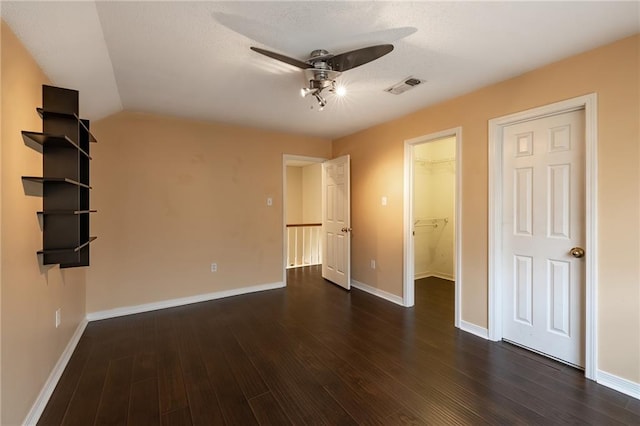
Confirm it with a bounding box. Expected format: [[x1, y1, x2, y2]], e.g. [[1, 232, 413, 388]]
[[413, 138, 456, 282], [404, 128, 462, 328], [282, 155, 325, 284]]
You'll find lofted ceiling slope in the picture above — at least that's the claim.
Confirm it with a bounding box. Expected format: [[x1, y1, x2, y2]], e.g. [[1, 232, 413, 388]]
[[2, 1, 639, 139]]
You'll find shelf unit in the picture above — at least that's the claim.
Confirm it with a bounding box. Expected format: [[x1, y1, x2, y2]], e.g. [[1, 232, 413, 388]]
[[21, 85, 97, 268]]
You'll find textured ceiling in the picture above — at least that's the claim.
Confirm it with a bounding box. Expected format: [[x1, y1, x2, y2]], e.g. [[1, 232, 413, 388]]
[[2, 1, 639, 139]]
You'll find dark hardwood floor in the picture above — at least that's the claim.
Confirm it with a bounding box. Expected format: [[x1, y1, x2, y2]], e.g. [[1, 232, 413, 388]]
[[39, 266, 639, 425]]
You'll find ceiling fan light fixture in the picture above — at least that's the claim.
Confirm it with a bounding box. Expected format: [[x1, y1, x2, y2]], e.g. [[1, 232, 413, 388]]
[[302, 78, 346, 108], [334, 85, 347, 97], [314, 93, 327, 109]]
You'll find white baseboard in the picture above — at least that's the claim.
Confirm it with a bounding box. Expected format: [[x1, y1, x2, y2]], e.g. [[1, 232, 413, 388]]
[[459, 320, 489, 339], [415, 272, 455, 281], [430, 272, 455, 281], [597, 370, 640, 400], [351, 279, 404, 306], [87, 281, 285, 321], [23, 319, 88, 426]]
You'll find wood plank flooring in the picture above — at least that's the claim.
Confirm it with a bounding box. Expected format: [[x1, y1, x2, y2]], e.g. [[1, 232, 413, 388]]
[[38, 266, 640, 425]]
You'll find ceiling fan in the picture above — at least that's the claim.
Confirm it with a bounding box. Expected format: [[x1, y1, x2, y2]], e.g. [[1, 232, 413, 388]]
[[250, 44, 394, 109]]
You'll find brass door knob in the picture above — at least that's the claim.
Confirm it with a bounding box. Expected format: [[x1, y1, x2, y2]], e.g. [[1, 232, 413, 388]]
[[569, 247, 585, 258]]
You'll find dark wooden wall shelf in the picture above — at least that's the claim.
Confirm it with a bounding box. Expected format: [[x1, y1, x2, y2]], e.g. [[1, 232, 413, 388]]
[[22, 85, 97, 268], [21, 176, 91, 188], [36, 108, 98, 142], [22, 131, 92, 158], [37, 210, 97, 215]]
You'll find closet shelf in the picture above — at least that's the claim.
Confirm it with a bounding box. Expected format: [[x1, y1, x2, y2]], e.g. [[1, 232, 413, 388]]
[[37, 209, 97, 216], [36, 108, 98, 142], [21, 176, 91, 189], [37, 236, 97, 255], [22, 131, 92, 159]]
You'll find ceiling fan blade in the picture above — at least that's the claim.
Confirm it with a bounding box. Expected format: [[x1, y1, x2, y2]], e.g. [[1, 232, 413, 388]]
[[328, 44, 394, 72], [250, 46, 312, 69]]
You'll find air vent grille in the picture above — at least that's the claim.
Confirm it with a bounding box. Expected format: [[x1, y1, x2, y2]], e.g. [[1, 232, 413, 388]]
[[385, 77, 426, 95]]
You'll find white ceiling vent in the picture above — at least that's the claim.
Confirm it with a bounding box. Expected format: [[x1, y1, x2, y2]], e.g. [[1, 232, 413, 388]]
[[385, 77, 425, 95]]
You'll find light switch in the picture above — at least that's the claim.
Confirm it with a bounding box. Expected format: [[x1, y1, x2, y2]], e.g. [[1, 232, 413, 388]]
[[267, 197, 273, 206], [381, 196, 387, 206]]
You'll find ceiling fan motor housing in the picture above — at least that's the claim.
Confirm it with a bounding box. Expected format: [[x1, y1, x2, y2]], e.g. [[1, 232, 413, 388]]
[[309, 78, 333, 90], [310, 49, 331, 60]]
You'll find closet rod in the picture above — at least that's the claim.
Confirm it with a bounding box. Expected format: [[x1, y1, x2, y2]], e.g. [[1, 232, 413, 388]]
[[414, 217, 449, 228]]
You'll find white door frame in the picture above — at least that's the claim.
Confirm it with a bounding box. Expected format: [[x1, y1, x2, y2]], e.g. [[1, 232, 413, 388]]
[[488, 94, 598, 380], [403, 127, 462, 329], [282, 154, 327, 285]]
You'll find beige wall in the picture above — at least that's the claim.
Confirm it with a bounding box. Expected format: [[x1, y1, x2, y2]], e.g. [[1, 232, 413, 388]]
[[302, 163, 322, 223], [88, 112, 331, 313], [286, 163, 322, 225], [0, 16, 4, 424], [1, 21, 87, 425], [286, 166, 303, 224], [333, 35, 640, 383]]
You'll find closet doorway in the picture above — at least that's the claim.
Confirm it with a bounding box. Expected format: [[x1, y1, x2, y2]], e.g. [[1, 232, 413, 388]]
[[403, 128, 461, 328]]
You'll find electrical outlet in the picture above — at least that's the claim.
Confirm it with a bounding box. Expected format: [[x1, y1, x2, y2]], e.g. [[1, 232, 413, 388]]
[[55, 309, 61, 328], [211, 263, 217, 272], [370, 259, 376, 269]]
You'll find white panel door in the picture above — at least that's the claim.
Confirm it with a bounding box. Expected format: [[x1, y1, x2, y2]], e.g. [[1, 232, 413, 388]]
[[322, 155, 351, 289], [502, 110, 585, 367]]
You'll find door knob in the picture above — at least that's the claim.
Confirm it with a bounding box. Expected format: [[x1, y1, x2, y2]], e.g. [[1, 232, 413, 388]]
[[341, 227, 352, 233], [569, 247, 585, 258]]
